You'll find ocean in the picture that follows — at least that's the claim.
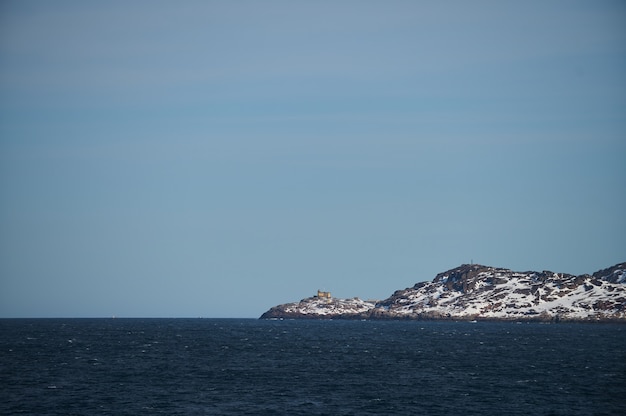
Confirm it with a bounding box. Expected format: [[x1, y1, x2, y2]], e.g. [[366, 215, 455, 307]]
[[1, 319, 625, 415]]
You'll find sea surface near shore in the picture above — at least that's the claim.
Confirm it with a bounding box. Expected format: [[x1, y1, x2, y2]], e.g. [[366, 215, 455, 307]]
[[1, 318, 624, 415]]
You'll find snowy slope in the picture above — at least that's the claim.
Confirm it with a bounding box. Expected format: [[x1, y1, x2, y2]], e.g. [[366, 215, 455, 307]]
[[374, 263, 626, 321], [260, 296, 376, 319]]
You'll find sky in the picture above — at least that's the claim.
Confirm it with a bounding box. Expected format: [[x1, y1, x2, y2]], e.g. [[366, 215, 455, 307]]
[[1, 1, 625, 318]]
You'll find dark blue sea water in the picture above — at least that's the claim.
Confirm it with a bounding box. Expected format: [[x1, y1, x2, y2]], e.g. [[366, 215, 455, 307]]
[[1, 319, 625, 415]]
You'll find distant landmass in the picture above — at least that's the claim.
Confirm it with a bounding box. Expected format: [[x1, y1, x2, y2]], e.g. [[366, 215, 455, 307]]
[[260, 262, 626, 322]]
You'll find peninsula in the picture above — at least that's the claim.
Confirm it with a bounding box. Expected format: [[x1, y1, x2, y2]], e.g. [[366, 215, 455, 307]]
[[260, 262, 626, 322]]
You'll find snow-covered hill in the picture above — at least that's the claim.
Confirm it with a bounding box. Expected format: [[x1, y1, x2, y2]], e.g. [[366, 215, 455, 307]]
[[260, 262, 626, 322], [260, 296, 376, 319], [373, 263, 626, 322]]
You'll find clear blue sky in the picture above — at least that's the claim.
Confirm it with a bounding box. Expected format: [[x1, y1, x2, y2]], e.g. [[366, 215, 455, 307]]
[[1, 1, 625, 318]]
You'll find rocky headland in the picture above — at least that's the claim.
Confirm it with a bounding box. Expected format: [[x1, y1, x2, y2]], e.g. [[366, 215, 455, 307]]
[[260, 262, 626, 322]]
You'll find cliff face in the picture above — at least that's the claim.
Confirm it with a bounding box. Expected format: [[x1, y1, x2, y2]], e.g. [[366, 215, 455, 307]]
[[260, 262, 626, 322]]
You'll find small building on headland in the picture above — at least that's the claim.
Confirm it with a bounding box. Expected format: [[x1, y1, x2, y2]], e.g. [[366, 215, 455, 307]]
[[317, 290, 331, 299]]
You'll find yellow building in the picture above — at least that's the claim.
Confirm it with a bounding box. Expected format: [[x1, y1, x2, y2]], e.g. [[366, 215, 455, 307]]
[[317, 290, 331, 299]]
